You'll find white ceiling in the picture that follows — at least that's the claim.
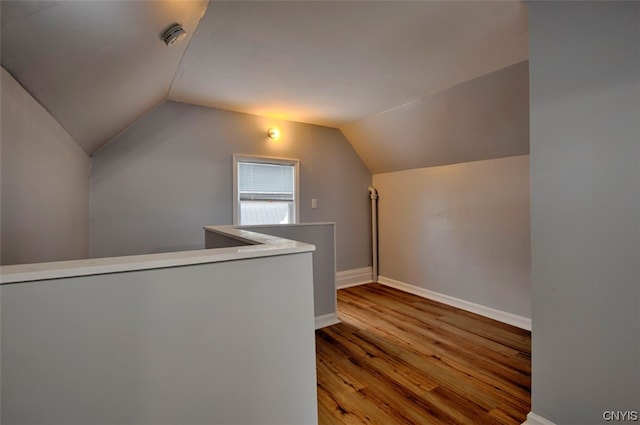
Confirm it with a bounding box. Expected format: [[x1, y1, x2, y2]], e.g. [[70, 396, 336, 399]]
[[1, 0, 529, 170], [1, 0, 208, 155], [170, 1, 528, 128]]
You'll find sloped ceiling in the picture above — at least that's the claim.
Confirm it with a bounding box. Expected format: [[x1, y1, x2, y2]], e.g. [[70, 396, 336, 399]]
[[1, 0, 208, 155], [170, 1, 528, 128], [1, 0, 529, 171], [344, 60, 530, 173]]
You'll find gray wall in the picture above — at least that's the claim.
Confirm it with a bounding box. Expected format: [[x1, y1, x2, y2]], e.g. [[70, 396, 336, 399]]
[[1, 253, 318, 424], [529, 2, 639, 424], [1, 67, 90, 265], [240, 224, 336, 318], [373, 155, 531, 318], [90, 101, 371, 271]]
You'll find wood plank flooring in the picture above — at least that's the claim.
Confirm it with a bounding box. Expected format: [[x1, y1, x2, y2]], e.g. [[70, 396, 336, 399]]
[[316, 283, 531, 425]]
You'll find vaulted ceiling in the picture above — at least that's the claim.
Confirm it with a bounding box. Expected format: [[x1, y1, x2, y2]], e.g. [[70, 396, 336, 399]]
[[1, 0, 208, 155], [1, 0, 529, 172]]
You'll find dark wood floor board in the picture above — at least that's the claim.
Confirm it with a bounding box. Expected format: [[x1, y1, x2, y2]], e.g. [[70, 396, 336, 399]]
[[341, 292, 531, 381], [356, 386, 459, 425], [418, 384, 491, 424], [333, 327, 524, 410], [496, 397, 533, 423], [326, 324, 440, 394], [317, 381, 379, 425], [343, 285, 448, 321], [316, 283, 531, 424], [329, 313, 510, 412], [361, 284, 530, 346], [318, 335, 442, 424], [316, 338, 369, 393], [316, 354, 365, 397], [428, 349, 531, 405], [318, 325, 500, 423], [488, 408, 523, 425], [344, 306, 530, 399], [437, 312, 530, 353], [319, 336, 460, 425], [342, 286, 526, 358], [337, 291, 531, 395]]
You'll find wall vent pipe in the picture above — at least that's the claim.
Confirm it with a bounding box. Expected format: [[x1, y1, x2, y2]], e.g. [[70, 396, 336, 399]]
[[368, 186, 379, 283]]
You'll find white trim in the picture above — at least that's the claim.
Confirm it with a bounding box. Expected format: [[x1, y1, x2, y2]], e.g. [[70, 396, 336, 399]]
[[315, 313, 340, 330], [2, 227, 315, 284], [232, 154, 300, 225], [522, 412, 557, 425], [332, 225, 338, 323], [239, 222, 335, 228], [336, 267, 373, 289], [377, 276, 532, 331], [232, 155, 239, 224]]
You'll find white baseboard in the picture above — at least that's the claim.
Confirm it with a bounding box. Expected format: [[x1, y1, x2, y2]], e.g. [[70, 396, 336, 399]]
[[315, 313, 340, 330], [377, 276, 532, 331], [522, 412, 556, 425], [336, 267, 373, 289]]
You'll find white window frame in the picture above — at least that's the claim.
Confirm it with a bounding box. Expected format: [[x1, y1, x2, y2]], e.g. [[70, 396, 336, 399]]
[[232, 154, 300, 225]]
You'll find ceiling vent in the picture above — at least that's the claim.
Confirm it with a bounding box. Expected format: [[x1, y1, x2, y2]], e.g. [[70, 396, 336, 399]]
[[162, 24, 187, 46]]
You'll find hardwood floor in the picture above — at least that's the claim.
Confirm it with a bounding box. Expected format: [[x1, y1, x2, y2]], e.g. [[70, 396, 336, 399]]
[[316, 283, 531, 425]]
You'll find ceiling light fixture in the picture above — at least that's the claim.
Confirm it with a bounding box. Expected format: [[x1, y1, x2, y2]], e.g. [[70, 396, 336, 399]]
[[162, 24, 187, 46], [267, 128, 281, 140]]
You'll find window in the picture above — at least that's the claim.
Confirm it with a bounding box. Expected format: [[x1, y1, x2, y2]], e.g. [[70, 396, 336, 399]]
[[233, 155, 300, 225]]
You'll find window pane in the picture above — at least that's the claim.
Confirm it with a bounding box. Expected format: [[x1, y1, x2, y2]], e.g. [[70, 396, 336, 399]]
[[238, 162, 294, 199], [236, 159, 297, 225], [240, 201, 293, 225]]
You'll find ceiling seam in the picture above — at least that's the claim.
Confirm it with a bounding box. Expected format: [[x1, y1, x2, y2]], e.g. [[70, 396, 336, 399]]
[[165, 0, 210, 102], [340, 59, 530, 129], [1, 65, 88, 157]]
